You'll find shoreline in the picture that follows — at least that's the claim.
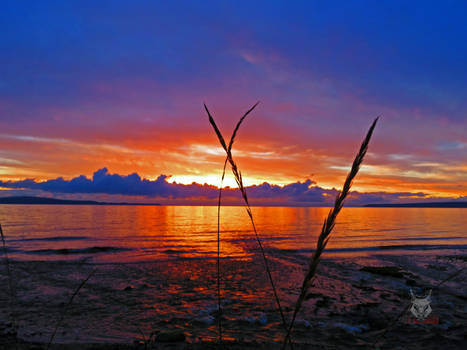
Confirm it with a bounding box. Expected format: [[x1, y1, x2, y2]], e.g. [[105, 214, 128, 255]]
[[1, 251, 465, 349]]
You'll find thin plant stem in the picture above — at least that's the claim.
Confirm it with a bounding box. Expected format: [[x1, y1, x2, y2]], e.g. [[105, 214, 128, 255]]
[[282, 117, 379, 350], [214, 101, 259, 344], [0, 223, 18, 350], [205, 103, 293, 349], [47, 268, 96, 350]]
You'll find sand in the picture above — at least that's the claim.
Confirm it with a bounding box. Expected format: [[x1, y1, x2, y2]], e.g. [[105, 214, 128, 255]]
[[1, 250, 466, 349]]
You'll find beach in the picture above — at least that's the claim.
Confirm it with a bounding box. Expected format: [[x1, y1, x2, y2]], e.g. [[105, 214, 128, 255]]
[[1, 249, 465, 349]]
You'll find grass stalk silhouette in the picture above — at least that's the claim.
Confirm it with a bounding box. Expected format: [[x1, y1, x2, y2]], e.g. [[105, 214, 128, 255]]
[[282, 117, 379, 350], [0, 223, 18, 350], [47, 268, 96, 350], [205, 103, 293, 348], [211, 101, 259, 343]]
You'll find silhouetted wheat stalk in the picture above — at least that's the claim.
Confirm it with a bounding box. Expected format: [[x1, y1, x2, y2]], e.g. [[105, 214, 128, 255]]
[[205, 103, 293, 348], [210, 101, 259, 343], [282, 117, 379, 350], [0, 223, 18, 350], [47, 268, 96, 350]]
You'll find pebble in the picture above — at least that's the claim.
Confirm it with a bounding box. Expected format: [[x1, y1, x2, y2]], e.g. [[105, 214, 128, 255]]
[[155, 330, 186, 342], [367, 310, 388, 330]]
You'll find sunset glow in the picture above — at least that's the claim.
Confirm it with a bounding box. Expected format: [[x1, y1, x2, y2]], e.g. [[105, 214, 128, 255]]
[[0, 2, 466, 205]]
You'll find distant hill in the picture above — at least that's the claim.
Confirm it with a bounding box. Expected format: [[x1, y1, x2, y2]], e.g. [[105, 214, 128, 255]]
[[365, 201, 467, 208], [0, 196, 160, 206]]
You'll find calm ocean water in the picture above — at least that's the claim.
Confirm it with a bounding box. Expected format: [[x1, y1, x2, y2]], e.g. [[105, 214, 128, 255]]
[[1, 205, 466, 262]]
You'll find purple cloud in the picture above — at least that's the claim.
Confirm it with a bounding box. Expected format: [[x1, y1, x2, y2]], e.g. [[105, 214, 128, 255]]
[[1, 167, 459, 206]]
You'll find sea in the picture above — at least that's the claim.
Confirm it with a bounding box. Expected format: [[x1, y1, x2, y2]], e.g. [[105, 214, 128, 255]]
[[1, 205, 466, 262]]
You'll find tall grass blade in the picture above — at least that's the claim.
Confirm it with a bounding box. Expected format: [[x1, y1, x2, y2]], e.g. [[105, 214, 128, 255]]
[[47, 268, 96, 350], [0, 223, 18, 349], [205, 103, 293, 348], [207, 101, 260, 343], [282, 117, 379, 349]]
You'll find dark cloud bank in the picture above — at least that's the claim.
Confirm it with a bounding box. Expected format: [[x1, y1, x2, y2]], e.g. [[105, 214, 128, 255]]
[[0, 168, 455, 206]]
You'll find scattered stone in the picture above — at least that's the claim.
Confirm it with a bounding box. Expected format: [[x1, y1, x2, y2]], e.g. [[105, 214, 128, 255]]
[[155, 330, 186, 343], [243, 313, 267, 325], [352, 283, 376, 291], [305, 292, 323, 300], [210, 309, 221, 318], [295, 319, 311, 328], [316, 296, 332, 308], [168, 298, 182, 306], [427, 264, 447, 271], [356, 302, 381, 309], [332, 322, 369, 334], [379, 292, 400, 302], [438, 255, 467, 262], [367, 310, 388, 330], [360, 266, 404, 278], [193, 315, 215, 325]]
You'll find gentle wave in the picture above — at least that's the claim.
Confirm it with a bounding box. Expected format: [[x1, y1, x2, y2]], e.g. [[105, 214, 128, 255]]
[[2, 206, 465, 262], [377, 244, 467, 250], [279, 244, 467, 254], [348, 236, 465, 242], [163, 249, 188, 254], [25, 246, 131, 255], [11, 236, 89, 242]]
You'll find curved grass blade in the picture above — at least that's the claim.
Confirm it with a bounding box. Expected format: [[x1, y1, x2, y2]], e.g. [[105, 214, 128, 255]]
[[207, 101, 260, 344], [205, 103, 293, 348], [0, 224, 18, 350], [282, 117, 379, 349], [47, 268, 96, 350]]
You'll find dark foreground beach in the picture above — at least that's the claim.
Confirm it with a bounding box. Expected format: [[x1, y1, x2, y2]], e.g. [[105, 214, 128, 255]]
[[1, 249, 465, 349]]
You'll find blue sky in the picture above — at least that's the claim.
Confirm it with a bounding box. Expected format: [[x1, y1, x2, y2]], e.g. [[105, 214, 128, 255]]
[[0, 1, 466, 203]]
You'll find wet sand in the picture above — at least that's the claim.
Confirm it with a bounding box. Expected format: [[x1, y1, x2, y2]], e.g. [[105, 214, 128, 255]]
[[1, 251, 466, 349]]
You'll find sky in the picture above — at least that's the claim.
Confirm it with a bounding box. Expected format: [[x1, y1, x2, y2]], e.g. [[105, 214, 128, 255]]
[[0, 1, 466, 205]]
